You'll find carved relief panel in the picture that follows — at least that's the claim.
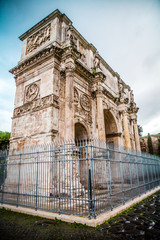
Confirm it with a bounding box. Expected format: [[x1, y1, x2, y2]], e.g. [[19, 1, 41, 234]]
[[26, 24, 51, 54], [24, 80, 40, 104], [74, 87, 92, 124]]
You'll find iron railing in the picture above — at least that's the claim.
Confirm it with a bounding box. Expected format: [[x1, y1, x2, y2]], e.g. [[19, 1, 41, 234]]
[[0, 139, 160, 219]]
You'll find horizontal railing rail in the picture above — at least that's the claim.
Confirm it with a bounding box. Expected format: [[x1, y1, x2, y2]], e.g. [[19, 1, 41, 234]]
[[0, 139, 160, 219]]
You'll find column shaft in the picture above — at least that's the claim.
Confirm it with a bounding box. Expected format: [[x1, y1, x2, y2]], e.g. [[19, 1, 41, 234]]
[[133, 120, 141, 152], [123, 112, 131, 149], [96, 92, 106, 142], [65, 68, 74, 140]]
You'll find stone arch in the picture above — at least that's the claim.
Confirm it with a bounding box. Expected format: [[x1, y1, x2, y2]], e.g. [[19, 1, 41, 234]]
[[104, 109, 119, 147], [75, 122, 88, 140], [74, 122, 89, 189], [74, 119, 89, 140]]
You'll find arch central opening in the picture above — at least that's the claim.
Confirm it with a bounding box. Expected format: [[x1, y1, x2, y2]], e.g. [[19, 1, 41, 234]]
[[74, 122, 88, 189], [75, 122, 88, 141], [104, 110, 119, 147]]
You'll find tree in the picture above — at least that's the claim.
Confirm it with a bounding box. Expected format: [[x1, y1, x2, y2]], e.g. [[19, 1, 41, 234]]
[[147, 133, 153, 154], [0, 131, 10, 151], [138, 125, 143, 137]]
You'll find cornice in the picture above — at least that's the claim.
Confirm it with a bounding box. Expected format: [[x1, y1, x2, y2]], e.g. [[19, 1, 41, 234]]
[[75, 61, 93, 83], [19, 9, 72, 41], [103, 88, 117, 102], [9, 45, 63, 76]]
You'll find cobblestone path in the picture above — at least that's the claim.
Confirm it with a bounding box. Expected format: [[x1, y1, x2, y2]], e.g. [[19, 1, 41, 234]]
[[0, 191, 160, 239]]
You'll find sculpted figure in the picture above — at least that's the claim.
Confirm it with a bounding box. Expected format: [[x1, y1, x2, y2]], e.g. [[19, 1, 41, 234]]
[[130, 90, 134, 103], [93, 52, 101, 71], [66, 23, 74, 41]]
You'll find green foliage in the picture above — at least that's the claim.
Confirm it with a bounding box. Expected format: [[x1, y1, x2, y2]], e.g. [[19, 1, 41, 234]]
[[92, 69, 96, 75], [147, 133, 153, 154], [0, 131, 10, 150], [138, 125, 143, 137]]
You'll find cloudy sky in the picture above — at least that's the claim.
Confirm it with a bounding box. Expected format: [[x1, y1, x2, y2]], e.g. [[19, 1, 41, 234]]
[[0, 0, 160, 136]]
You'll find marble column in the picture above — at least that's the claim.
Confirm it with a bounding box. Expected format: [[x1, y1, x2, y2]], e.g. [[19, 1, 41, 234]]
[[130, 120, 136, 150], [122, 111, 131, 149], [96, 86, 106, 142], [133, 119, 141, 152], [64, 61, 75, 140]]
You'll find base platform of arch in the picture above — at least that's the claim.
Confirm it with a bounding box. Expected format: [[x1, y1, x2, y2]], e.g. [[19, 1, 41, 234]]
[[1, 186, 160, 227]]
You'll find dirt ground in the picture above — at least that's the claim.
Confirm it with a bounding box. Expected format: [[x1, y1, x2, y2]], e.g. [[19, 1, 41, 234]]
[[0, 191, 160, 239]]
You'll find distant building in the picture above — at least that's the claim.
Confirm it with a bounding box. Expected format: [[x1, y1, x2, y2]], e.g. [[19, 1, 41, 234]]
[[9, 9, 140, 151]]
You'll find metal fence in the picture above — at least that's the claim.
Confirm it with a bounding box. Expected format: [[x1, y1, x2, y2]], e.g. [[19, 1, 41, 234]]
[[0, 139, 160, 219]]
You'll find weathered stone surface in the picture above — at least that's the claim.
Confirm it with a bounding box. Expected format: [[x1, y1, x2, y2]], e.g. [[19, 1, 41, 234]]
[[9, 9, 140, 152]]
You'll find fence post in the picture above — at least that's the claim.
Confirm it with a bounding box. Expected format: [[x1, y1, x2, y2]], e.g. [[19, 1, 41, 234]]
[[17, 153, 21, 207], [107, 144, 113, 210], [35, 151, 39, 211], [119, 148, 124, 205]]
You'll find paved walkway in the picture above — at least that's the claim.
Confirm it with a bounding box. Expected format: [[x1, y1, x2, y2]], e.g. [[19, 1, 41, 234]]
[[0, 191, 160, 239]]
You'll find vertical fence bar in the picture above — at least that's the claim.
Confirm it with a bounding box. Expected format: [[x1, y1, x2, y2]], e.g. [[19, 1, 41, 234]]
[[17, 153, 21, 207], [35, 151, 39, 211], [86, 139, 91, 219], [58, 146, 61, 214], [141, 156, 146, 194], [107, 145, 113, 210], [119, 149, 124, 205], [89, 169, 92, 209], [91, 139, 96, 218], [135, 154, 140, 197], [1, 152, 7, 204], [153, 159, 156, 188], [128, 152, 133, 200], [150, 158, 154, 189]]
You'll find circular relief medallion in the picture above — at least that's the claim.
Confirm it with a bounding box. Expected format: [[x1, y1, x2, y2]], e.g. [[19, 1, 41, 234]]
[[25, 83, 39, 102], [80, 94, 91, 112]]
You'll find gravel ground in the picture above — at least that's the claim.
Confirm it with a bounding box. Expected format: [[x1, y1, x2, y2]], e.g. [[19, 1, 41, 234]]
[[0, 191, 160, 240]]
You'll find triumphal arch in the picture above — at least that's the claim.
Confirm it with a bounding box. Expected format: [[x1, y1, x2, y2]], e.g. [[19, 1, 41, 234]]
[[10, 9, 140, 151]]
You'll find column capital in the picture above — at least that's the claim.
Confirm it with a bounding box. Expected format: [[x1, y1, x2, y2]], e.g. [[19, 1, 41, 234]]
[[62, 45, 81, 62], [94, 72, 106, 83], [133, 118, 137, 124], [65, 61, 75, 72]]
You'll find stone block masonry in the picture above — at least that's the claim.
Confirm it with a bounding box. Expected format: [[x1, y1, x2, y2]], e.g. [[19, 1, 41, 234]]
[[9, 9, 140, 152]]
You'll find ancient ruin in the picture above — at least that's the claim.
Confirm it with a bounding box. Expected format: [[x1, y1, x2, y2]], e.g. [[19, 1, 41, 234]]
[[9, 9, 140, 151]]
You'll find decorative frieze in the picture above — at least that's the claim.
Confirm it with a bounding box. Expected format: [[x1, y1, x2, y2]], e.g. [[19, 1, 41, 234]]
[[10, 46, 63, 76], [74, 87, 79, 104], [13, 94, 59, 118], [26, 24, 51, 54]]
